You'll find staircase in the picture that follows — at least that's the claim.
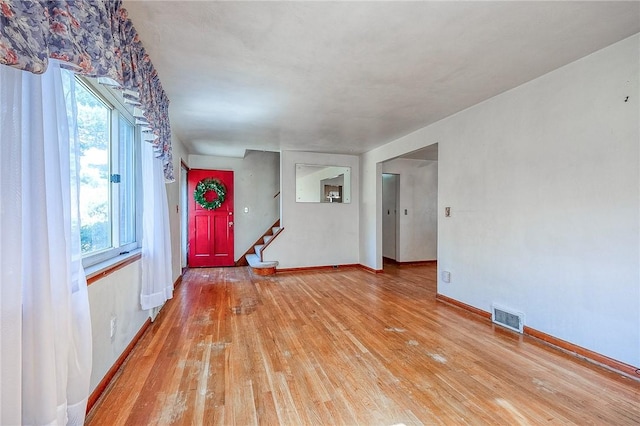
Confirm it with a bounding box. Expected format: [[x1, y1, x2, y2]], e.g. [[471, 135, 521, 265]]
[[245, 223, 282, 276]]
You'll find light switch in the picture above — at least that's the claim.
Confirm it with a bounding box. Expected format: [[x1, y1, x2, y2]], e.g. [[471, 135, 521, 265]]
[[244, 207, 249, 213]]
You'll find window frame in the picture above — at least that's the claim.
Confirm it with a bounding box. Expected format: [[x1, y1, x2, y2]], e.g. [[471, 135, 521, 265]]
[[76, 76, 142, 268]]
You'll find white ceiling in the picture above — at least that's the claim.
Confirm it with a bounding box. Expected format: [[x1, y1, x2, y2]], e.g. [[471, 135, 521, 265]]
[[123, 1, 640, 158], [402, 143, 439, 162]]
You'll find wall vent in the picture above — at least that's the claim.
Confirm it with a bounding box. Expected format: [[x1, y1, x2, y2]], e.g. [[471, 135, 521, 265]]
[[491, 304, 524, 333]]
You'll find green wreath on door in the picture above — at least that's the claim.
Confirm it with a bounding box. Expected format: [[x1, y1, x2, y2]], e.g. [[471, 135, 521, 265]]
[[194, 178, 226, 210]]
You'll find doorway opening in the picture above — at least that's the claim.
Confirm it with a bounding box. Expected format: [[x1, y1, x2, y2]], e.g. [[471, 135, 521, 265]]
[[382, 173, 399, 263], [380, 143, 438, 270]]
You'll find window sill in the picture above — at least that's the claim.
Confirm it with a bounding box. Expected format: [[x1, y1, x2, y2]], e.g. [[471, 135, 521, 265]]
[[86, 249, 142, 285]]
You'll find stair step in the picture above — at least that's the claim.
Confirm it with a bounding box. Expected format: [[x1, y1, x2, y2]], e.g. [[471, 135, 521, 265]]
[[272, 227, 280, 234], [254, 244, 264, 255], [263, 235, 273, 244], [246, 253, 278, 269]]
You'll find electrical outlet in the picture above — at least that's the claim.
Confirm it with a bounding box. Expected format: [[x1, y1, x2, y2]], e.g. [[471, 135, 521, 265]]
[[110, 316, 117, 338], [442, 271, 451, 283]]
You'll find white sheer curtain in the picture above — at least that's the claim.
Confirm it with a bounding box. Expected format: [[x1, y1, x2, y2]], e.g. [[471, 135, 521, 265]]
[[0, 52, 24, 426], [0, 61, 92, 424], [140, 139, 173, 311]]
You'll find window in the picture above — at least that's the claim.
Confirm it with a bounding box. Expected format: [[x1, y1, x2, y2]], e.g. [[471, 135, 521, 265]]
[[74, 78, 141, 267]]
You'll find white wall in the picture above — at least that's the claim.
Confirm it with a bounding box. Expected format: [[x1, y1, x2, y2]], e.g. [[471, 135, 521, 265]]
[[87, 262, 148, 392], [188, 150, 280, 261], [264, 151, 359, 268], [360, 34, 639, 366], [167, 134, 189, 281], [180, 165, 188, 268], [359, 157, 383, 270], [382, 159, 438, 262]]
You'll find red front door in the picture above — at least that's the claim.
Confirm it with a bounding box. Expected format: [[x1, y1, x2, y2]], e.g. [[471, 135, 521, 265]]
[[188, 169, 234, 267]]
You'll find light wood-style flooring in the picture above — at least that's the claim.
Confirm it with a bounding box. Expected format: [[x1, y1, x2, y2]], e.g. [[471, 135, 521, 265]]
[[86, 263, 640, 425]]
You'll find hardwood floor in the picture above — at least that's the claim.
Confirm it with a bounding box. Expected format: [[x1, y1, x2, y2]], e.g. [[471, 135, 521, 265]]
[[86, 263, 640, 425]]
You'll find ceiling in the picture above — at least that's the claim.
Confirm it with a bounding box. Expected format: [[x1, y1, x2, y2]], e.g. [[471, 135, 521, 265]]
[[123, 1, 640, 158], [402, 144, 439, 162]]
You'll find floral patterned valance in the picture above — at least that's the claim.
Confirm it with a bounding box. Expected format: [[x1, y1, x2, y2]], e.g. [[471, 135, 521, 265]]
[[0, 0, 174, 181]]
